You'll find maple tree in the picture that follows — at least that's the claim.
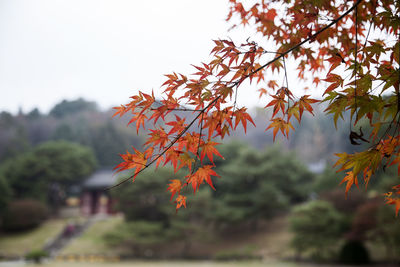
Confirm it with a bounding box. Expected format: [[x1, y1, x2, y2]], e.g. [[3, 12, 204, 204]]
[[112, 0, 400, 214]]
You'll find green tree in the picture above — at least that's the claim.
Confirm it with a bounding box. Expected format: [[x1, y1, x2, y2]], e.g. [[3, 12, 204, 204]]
[[0, 113, 30, 161], [111, 167, 212, 257], [49, 98, 97, 118], [112, 167, 174, 223], [212, 144, 312, 228], [0, 175, 11, 221], [369, 204, 400, 262], [0, 141, 96, 210], [290, 200, 346, 260]]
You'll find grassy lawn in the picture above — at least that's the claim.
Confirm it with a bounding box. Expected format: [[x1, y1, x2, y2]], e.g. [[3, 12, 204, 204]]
[[60, 215, 293, 260], [0, 219, 66, 257], [62, 216, 124, 255]]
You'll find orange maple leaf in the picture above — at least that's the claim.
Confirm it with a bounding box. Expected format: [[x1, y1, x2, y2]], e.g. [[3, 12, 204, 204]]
[[144, 128, 169, 148], [200, 141, 224, 164], [174, 195, 187, 211], [114, 147, 147, 180], [186, 165, 220, 192], [167, 179, 182, 200], [127, 112, 148, 134], [265, 94, 287, 118], [340, 171, 358, 197], [265, 118, 294, 141], [233, 108, 256, 133], [298, 95, 319, 119], [385, 197, 400, 217]]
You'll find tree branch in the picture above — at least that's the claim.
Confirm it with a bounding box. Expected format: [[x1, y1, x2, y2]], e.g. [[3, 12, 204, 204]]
[[107, 0, 363, 190]]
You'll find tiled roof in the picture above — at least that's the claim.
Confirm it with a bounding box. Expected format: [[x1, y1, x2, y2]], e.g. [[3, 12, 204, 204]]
[[82, 169, 119, 189]]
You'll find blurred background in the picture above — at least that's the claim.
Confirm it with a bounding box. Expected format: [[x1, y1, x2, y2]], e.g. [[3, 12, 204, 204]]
[[0, 99, 399, 267], [0, 1, 399, 267]]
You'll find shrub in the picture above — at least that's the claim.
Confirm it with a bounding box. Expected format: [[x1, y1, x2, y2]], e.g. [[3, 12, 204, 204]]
[[103, 221, 169, 257], [213, 245, 261, 261], [289, 200, 346, 260], [339, 240, 370, 265], [320, 189, 366, 215], [2, 199, 48, 231], [25, 249, 48, 264], [350, 199, 380, 240], [372, 205, 400, 261]]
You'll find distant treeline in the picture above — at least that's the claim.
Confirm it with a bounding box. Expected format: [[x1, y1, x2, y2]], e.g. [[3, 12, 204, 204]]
[[0, 98, 142, 167], [0, 98, 362, 168]]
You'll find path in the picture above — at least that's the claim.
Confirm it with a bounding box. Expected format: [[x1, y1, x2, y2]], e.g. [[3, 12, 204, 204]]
[[42, 217, 95, 257]]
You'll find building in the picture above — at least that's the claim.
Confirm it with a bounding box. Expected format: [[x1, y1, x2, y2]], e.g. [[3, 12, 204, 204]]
[[80, 169, 120, 216]]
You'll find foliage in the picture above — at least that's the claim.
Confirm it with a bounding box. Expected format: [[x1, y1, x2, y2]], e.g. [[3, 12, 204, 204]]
[[289, 200, 346, 260], [350, 199, 381, 240], [2, 199, 48, 231], [320, 189, 366, 216], [112, 0, 400, 213], [25, 249, 48, 264], [112, 166, 214, 246], [112, 168, 173, 223], [0, 98, 143, 167], [103, 221, 172, 258], [0, 112, 31, 161], [114, 142, 313, 228], [370, 204, 400, 261], [338, 240, 370, 265], [0, 175, 11, 219], [0, 141, 96, 209], [211, 144, 312, 227], [49, 98, 97, 118]]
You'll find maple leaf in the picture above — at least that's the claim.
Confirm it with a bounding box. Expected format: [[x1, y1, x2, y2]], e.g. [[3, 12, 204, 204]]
[[389, 156, 400, 175], [186, 165, 220, 192], [287, 105, 300, 122], [258, 88, 268, 98], [298, 95, 319, 119], [385, 197, 400, 217], [114, 147, 147, 180], [178, 152, 195, 171], [144, 128, 169, 148], [323, 73, 343, 95], [265, 94, 287, 117], [174, 194, 187, 211], [326, 52, 345, 74], [340, 171, 358, 197], [164, 148, 182, 173], [265, 8, 277, 21], [167, 179, 182, 200], [266, 118, 294, 141], [166, 115, 187, 135], [127, 112, 148, 134], [233, 108, 256, 133], [112, 105, 128, 118], [200, 141, 224, 164], [267, 80, 279, 90]]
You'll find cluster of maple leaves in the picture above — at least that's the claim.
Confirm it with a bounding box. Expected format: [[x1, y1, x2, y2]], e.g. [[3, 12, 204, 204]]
[[113, 0, 400, 214]]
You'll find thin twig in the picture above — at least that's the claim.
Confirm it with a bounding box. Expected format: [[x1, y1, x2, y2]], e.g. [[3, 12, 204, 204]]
[[191, 113, 204, 175], [353, 4, 359, 128], [151, 108, 201, 112]]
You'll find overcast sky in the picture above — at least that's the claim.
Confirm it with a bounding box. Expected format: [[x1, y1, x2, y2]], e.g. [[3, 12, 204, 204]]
[[0, 0, 254, 114]]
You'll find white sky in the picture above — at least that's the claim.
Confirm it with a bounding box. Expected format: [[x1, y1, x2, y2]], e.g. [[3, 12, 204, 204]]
[[0, 0, 250, 114], [0, 1, 392, 116]]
